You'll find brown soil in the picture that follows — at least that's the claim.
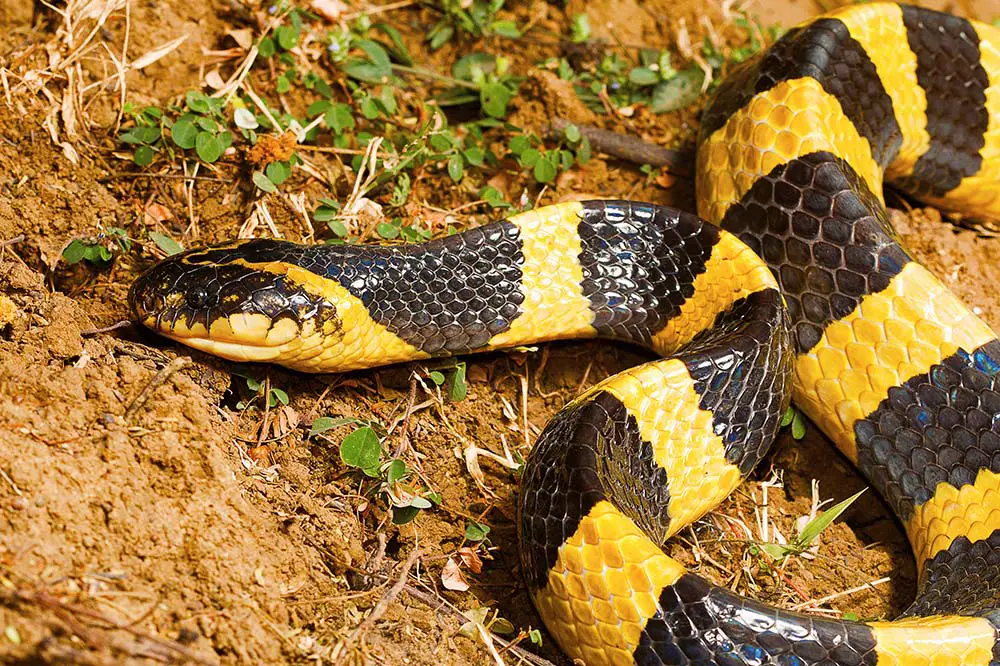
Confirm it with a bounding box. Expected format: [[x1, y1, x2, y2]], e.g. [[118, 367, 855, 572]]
[[1, 0, 999, 665]]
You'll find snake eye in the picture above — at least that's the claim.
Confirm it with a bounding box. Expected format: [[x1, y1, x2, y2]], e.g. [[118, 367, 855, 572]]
[[185, 286, 209, 308]]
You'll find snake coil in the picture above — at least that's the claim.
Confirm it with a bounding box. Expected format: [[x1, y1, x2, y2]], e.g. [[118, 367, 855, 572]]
[[129, 4, 1000, 665]]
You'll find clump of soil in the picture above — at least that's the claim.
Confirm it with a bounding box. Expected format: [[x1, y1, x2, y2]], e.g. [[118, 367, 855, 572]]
[[2, 0, 999, 664]]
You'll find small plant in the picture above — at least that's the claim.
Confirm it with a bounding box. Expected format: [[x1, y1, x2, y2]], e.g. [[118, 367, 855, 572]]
[[426, 0, 520, 50], [780, 407, 807, 440], [507, 125, 590, 185], [63, 227, 132, 266], [309, 416, 441, 524], [235, 374, 289, 410], [425, 360, 469, 401], [759, 488, 866, 562], [119, 91, 235, 167], [437, 52, 520, 119]]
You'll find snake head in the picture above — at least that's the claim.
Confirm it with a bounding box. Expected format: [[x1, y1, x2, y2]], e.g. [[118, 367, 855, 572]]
[[128, 240, 339, 367]]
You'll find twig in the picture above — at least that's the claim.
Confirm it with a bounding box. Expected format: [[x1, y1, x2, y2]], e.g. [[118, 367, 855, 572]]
[[790, 576, 892, 612], [393, 376, 420, 458], [401, 583, 557, 666], [547, 118, 694, 178], [334, 548, 422, 665], [342, 0, 417, 20], [1, 234, 25, 247], [80, 320, 132, 336], [123, 356, 190, 421], [99, 172, 231, 183]]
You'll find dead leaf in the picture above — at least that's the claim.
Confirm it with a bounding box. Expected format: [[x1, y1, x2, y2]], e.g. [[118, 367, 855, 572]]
[[311, 0, 349, 21], [131, 34, 189, 70], [654, 170, 676, 189], [204, 69, 226, 90], [226, 29, 254, 50], [441, 556, 470, 592], [456, 546, 483, 574], [144, 203, 173, 225]]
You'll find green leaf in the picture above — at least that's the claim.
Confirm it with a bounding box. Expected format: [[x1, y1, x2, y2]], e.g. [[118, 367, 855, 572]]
[[62, 240, 87, 264], [480, 82, 512, 118], [563, 123, 581, 143], [650, 67, 705, 113], [328, 219, 348, 237], [533, 154, 558, 183], [275, 25, 298, 50], [570, 13, 591, 43], [340, 426, 382, 474], [447, 153, 464, 182], [343, 39, 392, 83], [378, 86, 397, 114], [518, 147, 539, 167], [252, 170, 277, 193], [376, 222, 399, 239], [490, 20, 521, 38], [374, 22, 413, 65], [268, 387, 289, 407], [453, 52, 497, 81], [409, 496, 433, 509], [133, 145, 155, 166], [464, 520, 490, 541], [149, 232, 183, 256], [359, 95, 380, 119], [628, 67, 659, 86], [387, 459, 407, 484], [276, 73, 291, 94], [325, 103, 355, 134], [194, 131, 224, 163], [481, 185, 509, 208], [392, 505, 421, 524], [258, 36, 276, 58], [576, 136, 592, 165], [796, 489, 866, 549], [492, 617, 515, 635], [791, 412, 806, 439], [185, 91, 210, 114], [780, 407, 795, 427], [427, 22, 454, 50], [266, 161, 292, 186], [449, 362, 468, 401], [309, 417, 339, 437], [307, 99, 332, 118], [429, 133, 455, 152], [170, 118, 198, 150], [120, 126, 161, 145], [508, 134, 531, 155], [529, 628, 543, 646], [462, 146, 484, 166]]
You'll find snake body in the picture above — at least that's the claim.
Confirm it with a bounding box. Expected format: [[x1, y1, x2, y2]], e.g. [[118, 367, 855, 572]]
[[129, 3, 1000, 665]]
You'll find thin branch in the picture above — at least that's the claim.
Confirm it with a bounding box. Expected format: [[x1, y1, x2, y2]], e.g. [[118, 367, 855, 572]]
[[547, 118, 694, 178]]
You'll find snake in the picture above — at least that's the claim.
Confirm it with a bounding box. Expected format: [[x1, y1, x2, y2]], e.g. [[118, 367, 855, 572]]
[[127, 3, 1000, 665]]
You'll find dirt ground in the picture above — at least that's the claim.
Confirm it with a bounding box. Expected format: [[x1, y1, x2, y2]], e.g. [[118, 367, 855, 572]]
[[2, 0, 1000, 664]]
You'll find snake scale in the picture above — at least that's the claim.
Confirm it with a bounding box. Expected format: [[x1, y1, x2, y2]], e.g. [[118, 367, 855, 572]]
[[128, 3, 1000, 665]]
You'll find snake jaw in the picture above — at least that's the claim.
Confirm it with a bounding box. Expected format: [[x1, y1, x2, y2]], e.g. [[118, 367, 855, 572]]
[[128, 243, 339, 366]]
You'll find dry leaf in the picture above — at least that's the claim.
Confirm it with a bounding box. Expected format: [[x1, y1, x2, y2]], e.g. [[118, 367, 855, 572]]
[[205, 69, 226, 90], [654, 171, 676, 189], [311, 0, 349, 21], [144, 203, 173, 225], [226, 29, 254, 50], [456, 546, 483, 574], [131, 34, 189, 70], [441, 556, 470, 591]]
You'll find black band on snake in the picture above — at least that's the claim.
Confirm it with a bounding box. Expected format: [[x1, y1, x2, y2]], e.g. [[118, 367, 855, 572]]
[[128, 4, 1000, 665]]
